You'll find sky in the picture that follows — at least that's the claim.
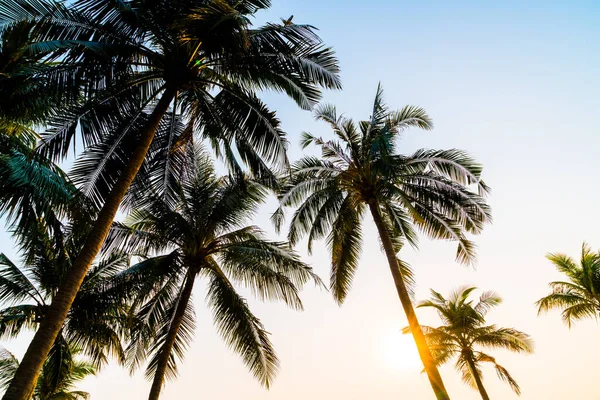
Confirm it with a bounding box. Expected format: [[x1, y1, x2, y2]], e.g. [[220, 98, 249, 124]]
[[2, 0, 600, 399]]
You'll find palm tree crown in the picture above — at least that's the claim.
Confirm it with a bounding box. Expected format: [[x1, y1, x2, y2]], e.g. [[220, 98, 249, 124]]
[[105, 151, 321, 399], [411, 287, 533, 399], [3, 0, 342, 199], [275, 84, 491, 302], [536, 242, 600, 327]]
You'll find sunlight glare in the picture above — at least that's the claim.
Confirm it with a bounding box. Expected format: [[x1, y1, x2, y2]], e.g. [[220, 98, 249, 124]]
[[380, 330, 421, 372]]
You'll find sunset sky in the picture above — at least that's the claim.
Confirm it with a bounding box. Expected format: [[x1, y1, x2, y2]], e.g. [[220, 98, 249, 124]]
[[2, 0, 600, 399]]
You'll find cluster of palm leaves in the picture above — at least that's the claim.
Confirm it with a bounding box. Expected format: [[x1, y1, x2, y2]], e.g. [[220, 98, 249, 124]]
[[536, 243, 600, 326], [408, 287, 533, 400], [0, 0, 339, 398], [0, 0, 570, 399]]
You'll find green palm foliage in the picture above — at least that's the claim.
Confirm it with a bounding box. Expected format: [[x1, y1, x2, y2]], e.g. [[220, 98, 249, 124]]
[[0, 346, 96, 400], [0, 20, 54, 143], [0, 0, 340, 396], [275, 84, 491, 400], [0, 222, 129, 368], [536, 242, 600, 327], [0, 17, 78, 239], [0, 135, 77, 241], [410, 287, 533, 400], [105, 152, 321, 400]]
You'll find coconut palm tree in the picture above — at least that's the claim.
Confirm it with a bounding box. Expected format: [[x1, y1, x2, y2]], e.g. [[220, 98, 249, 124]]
[[274, 84, 491, 400], [0, 0, 340, 396], [104, 151, 321, 400], [536, 242, 600, 327], [409, 287, 533, 400], [0, 346, 96, 400]]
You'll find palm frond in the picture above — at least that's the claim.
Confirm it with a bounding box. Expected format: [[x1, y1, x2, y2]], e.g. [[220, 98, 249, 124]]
[[205, 268, 278, 387], [0, 253, 44, 305], [0, 304, 39, 339], [218, 238, 321, 310], [0, 347, 18, 392], [144, 289, 196, 382], [490, 358, 522, 395], [327, 196, 363, 304]]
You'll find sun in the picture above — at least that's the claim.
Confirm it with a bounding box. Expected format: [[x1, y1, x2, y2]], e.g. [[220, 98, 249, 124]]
[[379, 329, 421, 372]]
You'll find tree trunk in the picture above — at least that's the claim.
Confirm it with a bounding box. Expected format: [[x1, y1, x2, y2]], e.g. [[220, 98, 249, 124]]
[[465, 353, 490, 400], [148, 270, 196, 400], [3, 87, 177, 400], [368, 201, 451, 400]]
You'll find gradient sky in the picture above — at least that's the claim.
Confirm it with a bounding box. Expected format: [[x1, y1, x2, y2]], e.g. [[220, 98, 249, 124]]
[[2, 1, 600, 399]]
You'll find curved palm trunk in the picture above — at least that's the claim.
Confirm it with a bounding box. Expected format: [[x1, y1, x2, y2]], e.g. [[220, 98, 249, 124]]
[[465, 354, 490, 400], [3, 87, 178, 400], [368, 201, 450, 400], [148, 270, 196, 400]]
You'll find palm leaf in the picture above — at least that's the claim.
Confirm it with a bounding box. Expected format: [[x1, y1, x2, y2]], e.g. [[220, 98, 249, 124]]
[[205, 268, 278, 388]]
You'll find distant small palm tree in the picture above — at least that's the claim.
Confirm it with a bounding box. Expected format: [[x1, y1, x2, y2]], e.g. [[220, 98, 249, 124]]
[[409, 287, 533, 400], [0, 345, 96, 400], [536, 242, 600, 327]]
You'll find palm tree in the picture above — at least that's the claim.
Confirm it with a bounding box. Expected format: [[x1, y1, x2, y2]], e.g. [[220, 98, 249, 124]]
[[274, 84, 491, 400], [104, 152, 321, 400], [0, 1, 340, 396], [0, 221, 130, 369], [410, 287, 533, 400], [0, 346, 96, 400], [536, 242, 600, 327]]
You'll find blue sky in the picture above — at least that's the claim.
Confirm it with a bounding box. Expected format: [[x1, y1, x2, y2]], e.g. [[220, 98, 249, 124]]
[[2, 1, 600, 399]]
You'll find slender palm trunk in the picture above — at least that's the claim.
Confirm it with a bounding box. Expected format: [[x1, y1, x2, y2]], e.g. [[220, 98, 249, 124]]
[[465, 354, 490, 400], [3, 87, 178, 400], [148, 270, 196, 400], [368, 201, 450, 400]]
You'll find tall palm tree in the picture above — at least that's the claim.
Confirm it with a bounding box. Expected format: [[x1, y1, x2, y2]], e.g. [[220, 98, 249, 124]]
[[0, 1, 340, 396], [0, 346, 96, 400], [410, 287, 533, 400], [536, 242, 600, 327], [274, 84, 491, 400], [105, 152, 321, 400]]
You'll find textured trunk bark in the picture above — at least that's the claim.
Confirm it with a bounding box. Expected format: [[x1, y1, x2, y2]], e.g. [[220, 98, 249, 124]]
[[465, 354, 490, 400], [147, 270, 196, 400], [368, 201, 451, 400], [3, 87, 177, 400]]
